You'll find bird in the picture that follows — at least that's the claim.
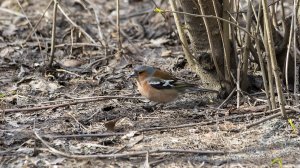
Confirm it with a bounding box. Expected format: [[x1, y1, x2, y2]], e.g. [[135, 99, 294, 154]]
[[130, 65, 218, 103]]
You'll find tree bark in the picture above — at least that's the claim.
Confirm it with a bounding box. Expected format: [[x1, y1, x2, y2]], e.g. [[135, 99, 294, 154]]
[[176, 0, 235, 93]]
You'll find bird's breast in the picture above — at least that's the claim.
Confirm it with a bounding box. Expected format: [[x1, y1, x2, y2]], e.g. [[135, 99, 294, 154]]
[[137, 80, 178, 103]]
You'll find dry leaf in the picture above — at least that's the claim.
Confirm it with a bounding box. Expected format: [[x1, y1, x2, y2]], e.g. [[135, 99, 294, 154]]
[[60, 59, 85, 68], [29, 79, 60, 93], [150, 37, 169, 46], [121, 131, 138, 140], [161, 50, 172, 57], [104, 119, 119, 132]]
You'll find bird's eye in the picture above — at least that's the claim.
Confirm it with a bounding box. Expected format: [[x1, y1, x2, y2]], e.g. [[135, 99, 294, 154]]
[[138, 71, 144, 74]]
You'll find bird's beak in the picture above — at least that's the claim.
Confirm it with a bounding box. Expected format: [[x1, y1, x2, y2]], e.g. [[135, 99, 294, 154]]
[[128, 71, 138, 78]]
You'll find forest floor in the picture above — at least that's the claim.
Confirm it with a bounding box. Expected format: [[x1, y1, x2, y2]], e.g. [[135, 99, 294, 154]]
[[0, 0, 300, 167]]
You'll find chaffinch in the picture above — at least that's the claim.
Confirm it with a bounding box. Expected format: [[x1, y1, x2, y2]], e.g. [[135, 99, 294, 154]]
[[130, 65, 218, 103]]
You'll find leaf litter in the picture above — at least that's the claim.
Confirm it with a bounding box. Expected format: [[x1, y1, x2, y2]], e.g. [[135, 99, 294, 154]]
[[0, 0, 299, 167]]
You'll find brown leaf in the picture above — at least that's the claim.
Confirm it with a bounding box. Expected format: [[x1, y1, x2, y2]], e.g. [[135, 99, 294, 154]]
[[161, 50, 172, 57], [127, 134, 144, 148], [104, 119, 119, 132]]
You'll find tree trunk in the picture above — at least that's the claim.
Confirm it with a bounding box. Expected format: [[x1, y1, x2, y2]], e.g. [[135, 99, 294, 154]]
[[177, 0, 234, 93]]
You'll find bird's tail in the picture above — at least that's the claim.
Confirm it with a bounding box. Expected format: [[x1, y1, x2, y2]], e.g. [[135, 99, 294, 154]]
[[175, 83, 219, 93], [191, 87, 219, 93]]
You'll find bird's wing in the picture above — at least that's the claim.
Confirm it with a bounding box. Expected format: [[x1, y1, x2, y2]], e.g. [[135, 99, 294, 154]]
[[153, 69, 177, 80], [146, 77, 177, 90], [146, 77, 218, 93]]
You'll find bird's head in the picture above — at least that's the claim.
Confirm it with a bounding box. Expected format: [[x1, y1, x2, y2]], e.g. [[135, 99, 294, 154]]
[[129, 65, 156, 78]]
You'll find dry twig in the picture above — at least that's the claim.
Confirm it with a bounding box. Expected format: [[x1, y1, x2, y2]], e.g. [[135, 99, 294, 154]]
[[1, 95, 144, 113], [262, 0, 286, 117], [35, 130, 228, 159], [245, 105, 300, 129], [48, 0, 58, 67]]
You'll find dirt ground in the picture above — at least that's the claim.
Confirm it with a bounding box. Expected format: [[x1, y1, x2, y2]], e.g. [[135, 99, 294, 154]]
[[1, 0, 300, 167]]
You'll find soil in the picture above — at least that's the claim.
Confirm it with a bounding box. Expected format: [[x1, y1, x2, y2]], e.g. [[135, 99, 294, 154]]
[[0, 0, 299, 167]]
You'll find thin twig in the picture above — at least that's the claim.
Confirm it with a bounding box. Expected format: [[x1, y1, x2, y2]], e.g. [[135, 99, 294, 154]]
[[168, 1, 199, 76], [237, 53, 241, 108], [245, 111, 286, 129], [0, 7, 25, 17], [240, 1, 252, 90], [17, 94, 139, 107], [45, 122, 212, 139], [245, 105, 300, 129], [91, 5, 107, 56], [57, 4, 96, 44], [99, 11, 142, 54], [285, 13, 294, 95], [48, 0, 58, 67], [15, 0, 43, 59], [120, 9, 153, 20], [198, 0, 224, 81], [164, 9, 254, 38], [116, 0, 122, 58], [218, 87, 236, 109], [35, 130, 228, 159], [151, 0, 167, 21], [44, 132, 126, 139], [253, 0, 271, 109], [136, 121, 211, 132], [67, 111, 88, 131], [43, 114, 254, 140], [55, 69, 81, 77], [158, 149, 227, 155], [55, 42, 104, 48], [25, 0, 53, 42], [262, 0, 287, 118], [1, 95, 144, 113], [219, 0, 233, 88], [292, 0, 300, 104], [285, 106, 300, 113]]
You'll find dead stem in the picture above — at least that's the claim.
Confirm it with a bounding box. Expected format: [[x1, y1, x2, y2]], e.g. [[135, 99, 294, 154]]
[[48, 0, 58, 67]]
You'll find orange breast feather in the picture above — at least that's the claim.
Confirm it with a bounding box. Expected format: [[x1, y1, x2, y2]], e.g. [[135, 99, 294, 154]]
[[137, 78, 178, 103]]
